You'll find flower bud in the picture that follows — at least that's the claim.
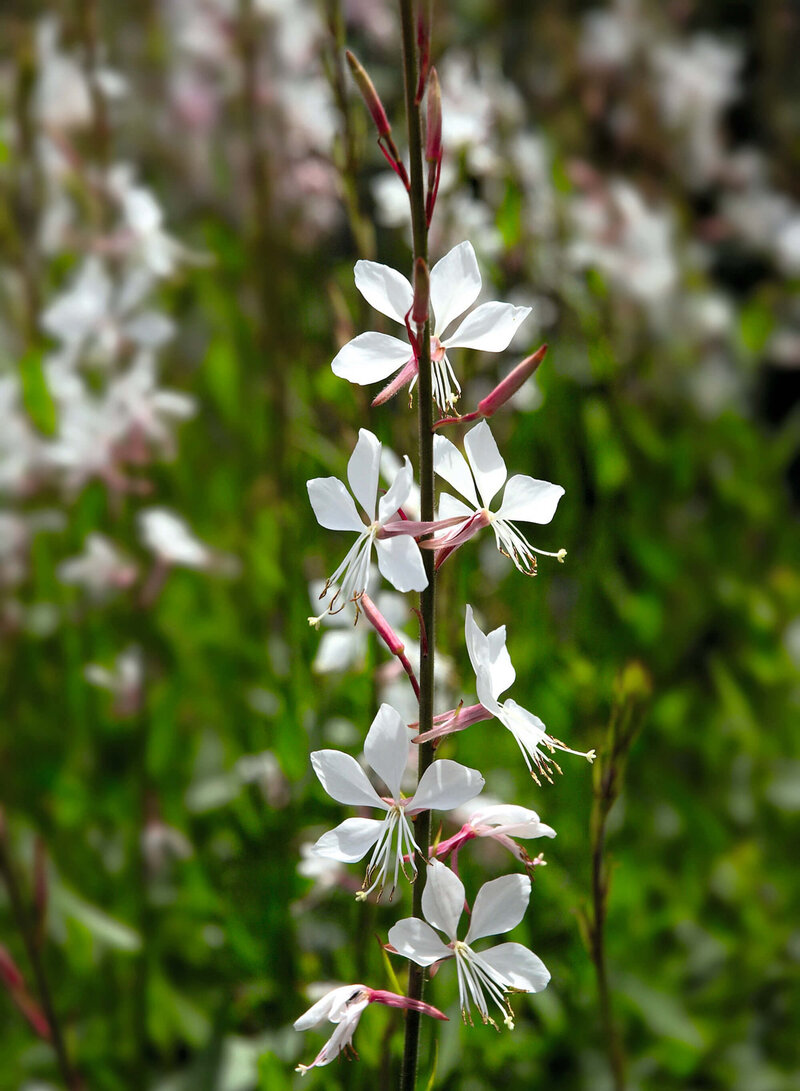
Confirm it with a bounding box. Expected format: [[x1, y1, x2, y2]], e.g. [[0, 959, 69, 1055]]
[[425, 68, 442, 164], [477, 344, 548, 418], [346, 51, 391, 137], [412, 258, 430, 326]]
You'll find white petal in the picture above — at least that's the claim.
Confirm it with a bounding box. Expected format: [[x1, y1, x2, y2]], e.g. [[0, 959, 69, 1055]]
[[310, 750, 385, 809], [496, 475, 565, 525], [475, 942, 550, 993], [475, 805, 556, 839], [437, 492, 474, 521], [464, 606, 491, 678], [312, 817, 383, 862], [444, 302, 531, 352], [475, 665, 504, 716], [313, 630, 363, 674], [388, 918, 453, 966], [331, 332, 412, 384], [375, 536, 428, 593], [347, 430, 381, 519], [430, 241, 481, 338], [364, 704, 410, 800], [307, 477, 364, 532], [378, 455, 413, 524], [294, 984, 363, 1030], [409, 759, 484, 813], [422, 859, 464, 940], [354, 260, 413, 325], [485, 625, 515, 697], [464, 422, 506, 509], [433, 434, 479, 507], [465, 874, 531, 944]]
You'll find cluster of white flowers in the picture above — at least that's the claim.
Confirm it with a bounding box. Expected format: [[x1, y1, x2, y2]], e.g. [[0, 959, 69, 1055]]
[[295, 38, 594, 1068], [0, 19, 226, 629]]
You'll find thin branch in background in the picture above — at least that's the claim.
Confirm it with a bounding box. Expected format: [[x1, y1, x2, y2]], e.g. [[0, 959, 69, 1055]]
[[580, 661, 652, 1091], [0, 810, 81, 1090]]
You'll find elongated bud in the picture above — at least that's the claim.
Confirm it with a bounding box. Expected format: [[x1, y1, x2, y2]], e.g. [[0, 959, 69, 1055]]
[[425, 68, 442, 163], [346, 51, 391, 137], [477, 344, 548, 418], [415, 1, 432, 102], [412, 258, 430, 326], [0, 945, 23, 990]]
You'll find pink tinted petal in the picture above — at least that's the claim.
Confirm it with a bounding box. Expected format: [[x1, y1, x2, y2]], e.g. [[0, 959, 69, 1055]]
[[433, 434, 479, 508], [312, 817, 383, 862], [311, 749, 385, 809], [347, 430, 382, 518], [354, 260, 413, 325], [408, 759, 484, 813], [375, 535, 428, 593], [444, 302, 531, 352], [475, 942, 550, 993], [430, 241, 481, 338], [496, 475, 565, 525], [422, 859, 464, 939], [307, 477, 364, 532], [378, 455, 413, 524], [464, 421, 506, 509], [332, 332, 412, 384], [465, 874, 531, 944], [364, 704, 410, 799], [388, 917, 452, 966]]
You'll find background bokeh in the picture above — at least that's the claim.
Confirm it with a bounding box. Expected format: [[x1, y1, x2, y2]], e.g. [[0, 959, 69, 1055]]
[[1, 1, 798, 1089]]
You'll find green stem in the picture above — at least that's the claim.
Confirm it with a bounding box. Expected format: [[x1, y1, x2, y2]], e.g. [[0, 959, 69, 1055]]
[[399, 3, 434, 1089]]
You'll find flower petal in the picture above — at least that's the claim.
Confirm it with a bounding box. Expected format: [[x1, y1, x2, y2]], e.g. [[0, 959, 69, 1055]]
[[364, 704, 410, 800], [331, 332, 412, 384], [388, 917, 453, 966], [307, 477, 364, 532], [444, 302, 531, 352], [474, 805, 556, 839], [465, 873, 531, 944], [354, 260, 413, 325], [474, 942, 550, 993], [311, 749, 385, 809], [312, 817, 384, 862], [375, 536, 428, 593], [496, 475, 565, 525], [430, 241, 481, 338], [437, 492, 474, 522], [422, 859, 464, 940], [433, 434, 479, 508], [475, 664, 504, 716], [378, 455, 413, 524], [294, 984, 365, 1030], [409, 759, 484, 813], [485, 624, 516, 697], [313, 630, 363, 674], [464, 421, 506, 509], [347, 430, 382, 519]]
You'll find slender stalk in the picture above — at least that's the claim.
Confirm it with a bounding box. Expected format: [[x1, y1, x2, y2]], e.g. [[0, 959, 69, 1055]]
[[0, 813, 79, 1089], [589, 805, 625, 1091], [399, 3, 435, 1089]]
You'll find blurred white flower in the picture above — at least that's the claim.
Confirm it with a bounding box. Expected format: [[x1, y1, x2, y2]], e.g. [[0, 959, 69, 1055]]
[[58, 534, 137, 599], [137, 508, 214, 569]]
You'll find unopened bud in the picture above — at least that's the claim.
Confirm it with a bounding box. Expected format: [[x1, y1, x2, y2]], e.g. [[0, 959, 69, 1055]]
[[412, 258, 430, 326], [425, 68, 442, 163], [346, 51, 391, 137], [0, 945, 23, 990], [477, 344, 548, 418]]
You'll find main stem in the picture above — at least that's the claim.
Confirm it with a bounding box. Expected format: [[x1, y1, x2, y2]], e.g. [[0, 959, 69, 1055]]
[[399, 3, 434, 1089]]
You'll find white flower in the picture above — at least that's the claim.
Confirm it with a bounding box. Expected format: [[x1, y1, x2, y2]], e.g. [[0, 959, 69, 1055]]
[[310, 704, 484, 899], [465, 605, 595, 782], [388, 859, 550, 1028], [433, 795, 556, 871], [307, 429, 427, 617], [138, 508, 212, 568], [85, 645, 144, 717], [294, 982, 447, 1074], [58, 534, 137, 599], [331, 241, 531, 411], [431, 420, 565, 574]]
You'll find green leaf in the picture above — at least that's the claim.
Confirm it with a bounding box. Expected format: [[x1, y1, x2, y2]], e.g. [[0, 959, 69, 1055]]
[[19, 347, 57, 435]]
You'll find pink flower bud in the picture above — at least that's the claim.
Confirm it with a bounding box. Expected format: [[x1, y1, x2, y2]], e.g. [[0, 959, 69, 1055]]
[[425, 68, 442, 164], [477, 344, 548, 418], [0, 945, 23, 990], [346, 51, 391, 137]]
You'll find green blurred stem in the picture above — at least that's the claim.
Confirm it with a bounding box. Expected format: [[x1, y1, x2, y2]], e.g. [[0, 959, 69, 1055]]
[[589, 802, 626, 1091], [399, 3, 435, 1090], [0, 814, 79, 1090]]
